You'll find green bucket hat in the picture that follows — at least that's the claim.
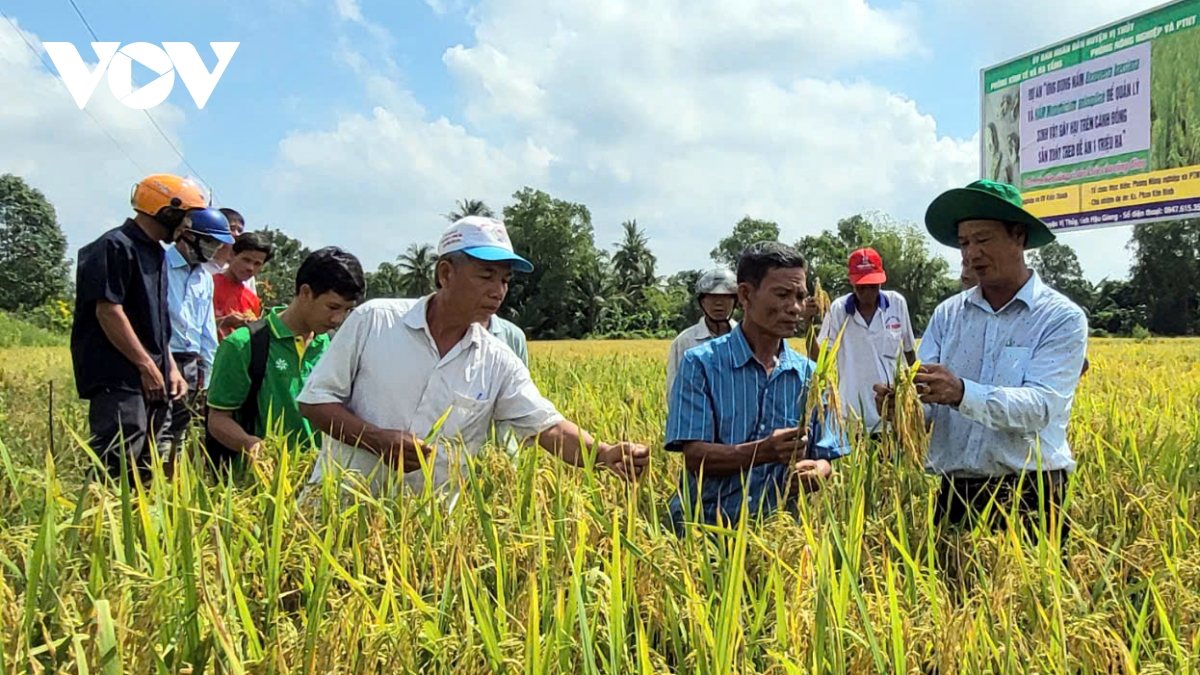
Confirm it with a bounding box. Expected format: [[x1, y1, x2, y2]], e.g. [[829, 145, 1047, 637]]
[[924, 179, 1055, 250]]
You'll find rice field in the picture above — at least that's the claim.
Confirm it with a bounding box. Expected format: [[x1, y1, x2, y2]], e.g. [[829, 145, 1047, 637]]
[[0, 338, 1198, 674]]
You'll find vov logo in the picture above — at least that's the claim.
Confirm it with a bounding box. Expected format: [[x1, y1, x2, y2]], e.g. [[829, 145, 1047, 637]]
[[42, 42, 239, 110]]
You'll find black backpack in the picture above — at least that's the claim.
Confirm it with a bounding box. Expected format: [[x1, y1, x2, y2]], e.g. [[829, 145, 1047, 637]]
[[204, 318, 271, 467]]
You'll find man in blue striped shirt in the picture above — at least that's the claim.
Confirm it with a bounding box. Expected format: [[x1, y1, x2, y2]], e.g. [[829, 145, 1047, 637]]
[[666, 241, 850, 531]]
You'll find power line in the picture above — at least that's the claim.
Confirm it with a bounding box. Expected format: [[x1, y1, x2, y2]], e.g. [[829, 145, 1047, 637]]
[[1, 10, 148, 175], [63, 0, 214, 196]]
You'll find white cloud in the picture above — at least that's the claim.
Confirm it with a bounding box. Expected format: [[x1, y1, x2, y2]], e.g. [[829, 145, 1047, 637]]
[[333, 0, 363, 22], [265, 0, 1142, 283], [442, 0, 973, 269], [0, 18, 187, 263], [269, 0, 985, 278], [265, 102, 551, 259]]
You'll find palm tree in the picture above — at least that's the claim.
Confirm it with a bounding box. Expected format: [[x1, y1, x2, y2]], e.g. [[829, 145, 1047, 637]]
[[396, 243, 437, 296], [444, 198, 495, 223], [611, 220, 657, 305]]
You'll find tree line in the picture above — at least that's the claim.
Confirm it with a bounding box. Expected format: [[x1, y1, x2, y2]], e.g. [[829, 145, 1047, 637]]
[[2, 173, 1198, 339]]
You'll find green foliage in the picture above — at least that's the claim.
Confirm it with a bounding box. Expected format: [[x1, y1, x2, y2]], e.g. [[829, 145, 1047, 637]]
[[253, 227, 311, 309], [1150, 24, 1200, 171], [710, 217, 779, 268], [798, 213, 954, 330], [610, 220, 657, 308], [0, 311, 66, 347], [503, 188, 604, 339], [444, 198, 495, 222], [365, 261, 405, 300], [1128, 219, 1200, 336], [397, 243, 437, 297], [0, 175, 70, 312], [18, 298, 73, 334], [1132, 324, 1152, 341], [1028, 240, 1094, 310], [1089, 279, 1147, 336]]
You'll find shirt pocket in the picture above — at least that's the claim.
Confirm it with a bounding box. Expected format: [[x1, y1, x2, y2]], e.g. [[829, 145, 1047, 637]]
[[993, 346, 1032, 387], [872, 325, 904, 362], [440, 394, 492, 439]]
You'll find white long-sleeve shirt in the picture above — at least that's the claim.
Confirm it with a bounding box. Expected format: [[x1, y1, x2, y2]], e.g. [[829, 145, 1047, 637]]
[[917, 272, 1087, 477]]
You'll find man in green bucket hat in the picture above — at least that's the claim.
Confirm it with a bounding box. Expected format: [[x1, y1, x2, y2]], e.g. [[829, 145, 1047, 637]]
[[875, 179, 1088, 547]]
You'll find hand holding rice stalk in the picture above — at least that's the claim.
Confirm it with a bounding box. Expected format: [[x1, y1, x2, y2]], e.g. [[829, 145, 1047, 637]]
[[877, 350, 928, 466]]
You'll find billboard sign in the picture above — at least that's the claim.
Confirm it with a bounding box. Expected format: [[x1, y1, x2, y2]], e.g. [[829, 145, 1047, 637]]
[[981, 0, 1200, 232]]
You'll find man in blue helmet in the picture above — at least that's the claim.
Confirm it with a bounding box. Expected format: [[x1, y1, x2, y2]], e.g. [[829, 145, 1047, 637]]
[[161, 207, 234, 466]]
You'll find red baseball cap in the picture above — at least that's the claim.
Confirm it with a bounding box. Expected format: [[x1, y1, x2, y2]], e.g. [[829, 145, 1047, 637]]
[[847, 248, 887, 285]]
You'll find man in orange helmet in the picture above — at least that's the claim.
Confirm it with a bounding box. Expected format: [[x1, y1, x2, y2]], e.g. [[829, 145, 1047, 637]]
[[71, 174, 206, 481]]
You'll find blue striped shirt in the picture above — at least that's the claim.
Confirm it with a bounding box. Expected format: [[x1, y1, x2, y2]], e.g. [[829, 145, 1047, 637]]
[[665, 326, 850, 527]]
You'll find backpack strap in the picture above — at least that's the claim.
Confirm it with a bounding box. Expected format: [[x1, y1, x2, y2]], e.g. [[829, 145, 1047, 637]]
[[238, 318, 272, 436]]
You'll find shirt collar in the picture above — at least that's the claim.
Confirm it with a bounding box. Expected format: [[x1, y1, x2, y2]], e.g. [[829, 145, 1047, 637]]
[[727, 324, 804, 373], [966, 271, 1041, 313], [164, 244, 189, 269], [488, 316, 504, 337], [265, 307, 295, 339], [845, 291, 889, 315], [695, 316, 736, 339], [404, 294, 484, 348]]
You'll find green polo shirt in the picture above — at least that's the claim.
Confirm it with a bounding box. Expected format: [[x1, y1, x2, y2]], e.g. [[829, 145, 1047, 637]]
[[207, 307, 329, 448]]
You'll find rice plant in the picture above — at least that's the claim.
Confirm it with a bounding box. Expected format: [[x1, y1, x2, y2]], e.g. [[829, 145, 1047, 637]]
[[0, 340, 1196, 673]]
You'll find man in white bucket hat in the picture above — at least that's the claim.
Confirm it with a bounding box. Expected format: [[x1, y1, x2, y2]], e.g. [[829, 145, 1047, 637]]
[[298, 216, 650, 502]]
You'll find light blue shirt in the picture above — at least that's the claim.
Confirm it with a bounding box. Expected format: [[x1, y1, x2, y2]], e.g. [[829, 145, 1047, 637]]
[[489, 315, 528, 455], [165, 245, 218, 372], [665, 326, 850, 528], [489, 315, 528, 366], [918, 271, 1087, 477]]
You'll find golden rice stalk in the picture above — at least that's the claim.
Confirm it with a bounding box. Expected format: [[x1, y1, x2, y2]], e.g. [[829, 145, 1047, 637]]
[[886, 352, 928, 467], [813, 277, 832, 319], [802, 318, 846, 458]]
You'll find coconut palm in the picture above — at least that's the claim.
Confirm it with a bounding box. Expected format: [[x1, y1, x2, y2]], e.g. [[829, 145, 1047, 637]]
[[397, 243, 437, 296], [611, 220, 657, 306], [444, 198, 495, 223]]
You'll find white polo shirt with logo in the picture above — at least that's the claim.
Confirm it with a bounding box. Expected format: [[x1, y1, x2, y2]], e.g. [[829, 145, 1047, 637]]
[[816, 290, 916, 433], [297, 296, 564, 499]]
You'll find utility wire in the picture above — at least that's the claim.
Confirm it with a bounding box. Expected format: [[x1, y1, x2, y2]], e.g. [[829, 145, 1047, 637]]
[[64, 0, 214, 196], [1, 10, 148, 175]]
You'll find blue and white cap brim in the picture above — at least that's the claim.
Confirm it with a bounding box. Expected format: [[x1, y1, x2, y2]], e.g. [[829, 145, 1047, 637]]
[[462, 245, 534, 273]]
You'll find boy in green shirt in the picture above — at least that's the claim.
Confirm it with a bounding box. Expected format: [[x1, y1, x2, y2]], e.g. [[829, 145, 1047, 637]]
[[206, 247, 365, 460]]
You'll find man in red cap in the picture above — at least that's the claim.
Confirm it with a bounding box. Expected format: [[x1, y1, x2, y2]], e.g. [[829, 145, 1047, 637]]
[[813, 248, 916, 436]]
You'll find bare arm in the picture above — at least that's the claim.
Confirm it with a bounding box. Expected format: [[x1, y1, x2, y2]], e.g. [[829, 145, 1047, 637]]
[[208, 409, 262, 452], [97, 300, 166, 399], [905, 350, 917, 367], [678, 427, 803, 477], [96, 300, 156, 371], [535, 420, 649, 480], [299, 401, 429, 472]]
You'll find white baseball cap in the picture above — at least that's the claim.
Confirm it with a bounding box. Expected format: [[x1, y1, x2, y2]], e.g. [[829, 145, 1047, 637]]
[[437, 216, 533, 273]]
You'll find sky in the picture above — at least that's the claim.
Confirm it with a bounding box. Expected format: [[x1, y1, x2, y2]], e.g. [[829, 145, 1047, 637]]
[[0, 0, 1171, 283]]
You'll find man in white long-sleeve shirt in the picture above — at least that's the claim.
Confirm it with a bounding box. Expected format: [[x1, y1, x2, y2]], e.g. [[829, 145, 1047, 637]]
[[876, 179, 1087, 543]]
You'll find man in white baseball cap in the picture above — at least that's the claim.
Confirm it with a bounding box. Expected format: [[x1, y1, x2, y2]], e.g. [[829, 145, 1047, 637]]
[[297, 216, 649, 504]]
